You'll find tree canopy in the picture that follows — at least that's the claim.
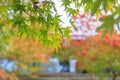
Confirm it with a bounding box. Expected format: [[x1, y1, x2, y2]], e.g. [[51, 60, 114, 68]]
[[0, 0, 120, 48]]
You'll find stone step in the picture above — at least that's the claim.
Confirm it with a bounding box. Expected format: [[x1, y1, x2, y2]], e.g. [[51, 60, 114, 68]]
[[19, 73, 120, 80]]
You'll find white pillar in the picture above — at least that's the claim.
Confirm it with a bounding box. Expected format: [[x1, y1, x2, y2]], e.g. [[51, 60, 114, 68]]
[[69, 59, 77, 73], [48, 57, 61, 73]]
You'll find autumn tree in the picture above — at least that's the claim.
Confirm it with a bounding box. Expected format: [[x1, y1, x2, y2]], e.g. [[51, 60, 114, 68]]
[[0, 0, 120, 48], [74, 32, 120, 80], [7, 38, 52, 70], [0, 38, 53, 79]]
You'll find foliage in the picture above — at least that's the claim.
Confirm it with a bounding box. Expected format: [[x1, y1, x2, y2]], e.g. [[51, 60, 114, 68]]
[[0, 69, 19, 80], [0, 38, 52, 77], [0, 0, 70, 49], [0, 0, 120, 79], [74, 32, 120, 80], [51, 46, 76, 61], [0, 0, 120, 48], [51, 31, 120, 80], [0, 36, 12, 54]]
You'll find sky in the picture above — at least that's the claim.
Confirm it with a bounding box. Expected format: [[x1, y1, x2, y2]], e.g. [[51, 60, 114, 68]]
[[53, 0, 71, 27]]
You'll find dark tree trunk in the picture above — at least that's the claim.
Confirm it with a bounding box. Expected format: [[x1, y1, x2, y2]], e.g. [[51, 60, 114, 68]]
[[112, 75, 117, 80]]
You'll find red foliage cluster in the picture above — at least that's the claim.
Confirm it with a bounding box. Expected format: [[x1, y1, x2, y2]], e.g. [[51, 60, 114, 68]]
[[69, 40, 84, 47], [75, 51, 87, 57], [0, 69, 18, 80], [12, 38, 53, 63], [111, 35, 120, 47], [97, 33, 120, 47]]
